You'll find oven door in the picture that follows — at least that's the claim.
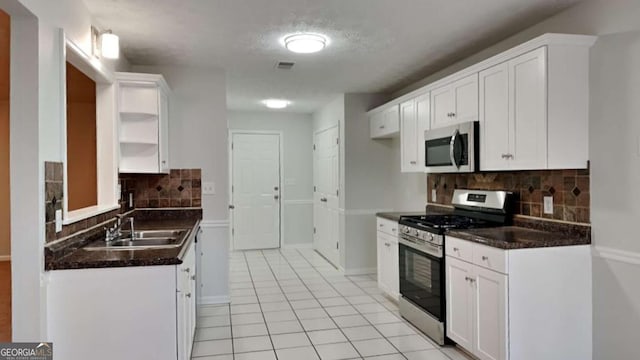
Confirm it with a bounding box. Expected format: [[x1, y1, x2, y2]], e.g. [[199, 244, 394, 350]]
[[424, 121, 477, 173], [399, 242, 445, 322]]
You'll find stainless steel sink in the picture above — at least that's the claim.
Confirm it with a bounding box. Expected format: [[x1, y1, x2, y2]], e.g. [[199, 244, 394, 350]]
[[84, 229, 191, 250], [121, 229, 188, 239]]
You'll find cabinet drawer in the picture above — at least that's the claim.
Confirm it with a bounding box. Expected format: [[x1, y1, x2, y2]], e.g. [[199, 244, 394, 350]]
[[473, 243, 508, 274], [376, 217, 398, 237], [446, 236, 473, 263]]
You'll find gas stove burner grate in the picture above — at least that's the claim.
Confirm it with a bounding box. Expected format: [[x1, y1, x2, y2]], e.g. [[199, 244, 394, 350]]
[[399, 214, 493, 230]]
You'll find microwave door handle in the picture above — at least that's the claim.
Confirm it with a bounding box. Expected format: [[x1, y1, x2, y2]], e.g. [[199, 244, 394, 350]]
[[449, 129, 461, 168]]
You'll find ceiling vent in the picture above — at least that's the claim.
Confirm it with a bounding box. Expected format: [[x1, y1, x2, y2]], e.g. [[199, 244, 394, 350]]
[[276, 61, 295, 70]]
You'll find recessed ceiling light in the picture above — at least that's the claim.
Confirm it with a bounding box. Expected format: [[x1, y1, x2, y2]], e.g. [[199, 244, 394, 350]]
[[284, 33, 328, 54], [262, 99, 290, 109]]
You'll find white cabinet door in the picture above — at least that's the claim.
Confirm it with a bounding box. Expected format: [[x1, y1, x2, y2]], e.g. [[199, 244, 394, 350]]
[[416, 93, 430, 170], [370, 105, 400, 139], [452, 74, 479, 123], [509, 47, 547, 170], [479, 62, 510, 171], [377, 232, 398, 297], [377, 232, 387, 294], [389, 237, 399, 298], [446, 256, 475, 352], [474, 266, 508, 360], [431, 84, 454, 129], [159, 89, 170, 172], [400, 99, 418, 172]]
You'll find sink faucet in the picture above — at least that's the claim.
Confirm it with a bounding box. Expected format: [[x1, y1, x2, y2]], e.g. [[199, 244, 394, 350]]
[[105, 215, 135, 242]]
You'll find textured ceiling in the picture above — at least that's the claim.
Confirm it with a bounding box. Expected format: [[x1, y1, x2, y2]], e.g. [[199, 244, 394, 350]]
[[84, 0, 581, 113]]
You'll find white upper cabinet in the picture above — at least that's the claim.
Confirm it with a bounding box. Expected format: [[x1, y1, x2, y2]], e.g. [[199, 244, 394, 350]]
[[117, 72, 171, 173], [370, 105, 400, 139], [368, 33, 596, 172], [480, 47, 547, 171], [400, 93, 430, 172], [431, 73, 478, 129], [480, 43, 590, 171]]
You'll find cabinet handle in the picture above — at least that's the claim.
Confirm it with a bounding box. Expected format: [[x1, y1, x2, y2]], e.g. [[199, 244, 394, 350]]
[[451, 112, 456, 117], [465, 276, 471, 281], [379, 125, 385, 129], [482, 256, 488, 261], [391, 228, 396, 232], [502, 154, 513, 159], [507, 154, 513, 159], [384, 242, 391, 247], [183, 268, 190, 273], [453, 247, 459, 252], [191, 275, 196, 280], [410, 161, 416, 165], [186, 293, 192, 298], [320, 197, 327, 202], [379, 224, 384, 227]]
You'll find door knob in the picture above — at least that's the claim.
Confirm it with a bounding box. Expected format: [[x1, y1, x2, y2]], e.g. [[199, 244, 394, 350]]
[[229, 205, 235, 209]]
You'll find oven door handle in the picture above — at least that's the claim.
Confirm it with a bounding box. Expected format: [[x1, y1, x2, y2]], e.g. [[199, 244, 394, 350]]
[[399, 237, 443, 259], [449, 129, 461, 169]]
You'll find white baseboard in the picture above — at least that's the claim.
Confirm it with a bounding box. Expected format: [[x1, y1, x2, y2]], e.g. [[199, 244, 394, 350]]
[[282, 243, 313, 249], [593, 246, 640, 265], [198, 295, 230, 305], [343, 267, 376, 276], [0, 255, 10, 262]]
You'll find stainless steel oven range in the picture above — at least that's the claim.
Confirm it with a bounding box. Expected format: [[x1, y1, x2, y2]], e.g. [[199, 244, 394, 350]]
[[397, 189, 511, 345]]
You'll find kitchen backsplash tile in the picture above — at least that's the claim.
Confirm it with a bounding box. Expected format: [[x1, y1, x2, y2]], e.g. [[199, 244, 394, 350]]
[[119, 169, 202, 208], [44, 162, 203, 244], [427, 168, 590, 224]]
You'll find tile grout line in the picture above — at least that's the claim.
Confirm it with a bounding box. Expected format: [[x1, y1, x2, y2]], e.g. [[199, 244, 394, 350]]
[[257, 250, 325, 360], [288, 249, 407, 360]]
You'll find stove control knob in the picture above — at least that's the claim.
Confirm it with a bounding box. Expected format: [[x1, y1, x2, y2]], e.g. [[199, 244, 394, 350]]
[[413, 230, 420, 237], [403, 228, 410, 234], [429, 234, 434, 242]]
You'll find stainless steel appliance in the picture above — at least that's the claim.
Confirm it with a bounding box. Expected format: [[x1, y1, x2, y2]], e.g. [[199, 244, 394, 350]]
[[424, 121, 479, 173], [398, 189, 511, 345]]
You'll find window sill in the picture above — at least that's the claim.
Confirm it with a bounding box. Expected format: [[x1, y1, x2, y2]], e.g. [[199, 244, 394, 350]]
[[62, 204, 120, 225]]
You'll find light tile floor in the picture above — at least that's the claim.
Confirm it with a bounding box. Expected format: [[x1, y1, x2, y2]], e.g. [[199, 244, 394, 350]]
[[192, 249, 472, 360]]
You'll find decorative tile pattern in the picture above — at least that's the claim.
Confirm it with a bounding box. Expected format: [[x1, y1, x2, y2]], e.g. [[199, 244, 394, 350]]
[[119, 169, 202, 208], [427, 168, 590, 224]]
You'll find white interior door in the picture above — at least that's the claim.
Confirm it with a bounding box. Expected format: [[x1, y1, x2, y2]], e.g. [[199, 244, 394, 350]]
[[313, 125, 339, 266], [231, 133, 281, 250]]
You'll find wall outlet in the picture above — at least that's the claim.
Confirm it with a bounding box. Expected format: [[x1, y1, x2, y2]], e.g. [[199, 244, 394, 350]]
[[543, 196, 554, 215], [431, 189, 437, 202], [55, 209, 63, 233], [202, 182, 215, 195]]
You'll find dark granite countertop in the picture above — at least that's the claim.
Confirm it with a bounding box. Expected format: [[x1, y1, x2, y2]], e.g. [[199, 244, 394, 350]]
[[376, 205, 453, 222], [45, 209, 202, 270], [447, 222, 591, 250]]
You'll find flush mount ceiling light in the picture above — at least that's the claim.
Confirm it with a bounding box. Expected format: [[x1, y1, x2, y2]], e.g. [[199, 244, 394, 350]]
[[262, 99, 290, 109], [284, 33, 328, 54]]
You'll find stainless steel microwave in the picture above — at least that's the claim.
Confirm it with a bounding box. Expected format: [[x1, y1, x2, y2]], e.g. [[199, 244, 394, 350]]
[[424, 121, 479, 173]]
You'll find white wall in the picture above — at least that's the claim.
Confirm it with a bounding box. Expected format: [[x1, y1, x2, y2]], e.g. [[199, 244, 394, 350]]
[[228, 111, 314, 247], [392, 1, 640, 358], [132, 64, 230, 304], [0, 0, 128, 340]]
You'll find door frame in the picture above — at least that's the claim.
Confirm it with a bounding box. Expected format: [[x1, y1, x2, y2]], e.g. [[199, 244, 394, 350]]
[[228, 130, 284, 251]]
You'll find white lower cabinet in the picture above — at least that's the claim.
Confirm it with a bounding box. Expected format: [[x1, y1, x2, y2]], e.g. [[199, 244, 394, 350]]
[[47, 240, 198, 360], [376, 217, 399, 300], [177, 240, 197, 360], [445, 236, 592, 360]]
